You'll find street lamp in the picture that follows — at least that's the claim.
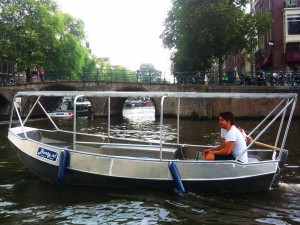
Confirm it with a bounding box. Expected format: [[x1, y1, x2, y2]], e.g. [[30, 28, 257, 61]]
[[268, 41, 275, 71]]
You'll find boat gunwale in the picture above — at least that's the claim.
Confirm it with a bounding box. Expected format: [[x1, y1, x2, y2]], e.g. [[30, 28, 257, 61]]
[[10, 141, 279, 187], [9, 127, 280, 165]]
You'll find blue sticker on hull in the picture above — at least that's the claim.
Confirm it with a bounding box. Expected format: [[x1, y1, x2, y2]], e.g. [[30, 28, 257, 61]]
[[37, 147, 58, 161]]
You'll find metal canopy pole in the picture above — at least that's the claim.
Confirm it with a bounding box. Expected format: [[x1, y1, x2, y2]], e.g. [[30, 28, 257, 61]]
[[248, 99, 286, 137], [236, 99, 295, 161], [37, 101, 60, 131], [279, 97, 297, 158], [177, 98, 180, 144], [11, 97, 27, 138], [160, 95, 167, 160], [23, 96, 42, 126], [73, 95, 84, 150], [108, 96, 111, 143], [274, 99, 289, 148]]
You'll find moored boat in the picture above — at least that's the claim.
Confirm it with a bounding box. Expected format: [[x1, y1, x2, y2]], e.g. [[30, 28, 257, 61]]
[[48, 97, 92, 118], [7, 91, 297, 193], [48, 111, 73, 118]]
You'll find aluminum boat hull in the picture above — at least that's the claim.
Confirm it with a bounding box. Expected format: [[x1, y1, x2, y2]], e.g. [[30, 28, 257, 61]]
[[8, 127, 281, 192]]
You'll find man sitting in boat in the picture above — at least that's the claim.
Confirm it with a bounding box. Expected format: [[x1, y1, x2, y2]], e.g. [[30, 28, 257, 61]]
[[202, 112, 248, 163]]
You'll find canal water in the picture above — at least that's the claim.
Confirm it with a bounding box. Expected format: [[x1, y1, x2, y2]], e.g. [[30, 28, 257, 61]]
[[0, 107, 300, 225]]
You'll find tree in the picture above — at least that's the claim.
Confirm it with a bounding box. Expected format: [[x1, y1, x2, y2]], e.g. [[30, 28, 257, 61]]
[[0, 0, 90, 79], [161, 0, 272, 84], [242, 11, 273, 76], [139, 63, 163, 83]]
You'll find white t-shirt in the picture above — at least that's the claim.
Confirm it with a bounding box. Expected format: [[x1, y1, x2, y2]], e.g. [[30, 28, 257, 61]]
[[221, 125, 248, 163]]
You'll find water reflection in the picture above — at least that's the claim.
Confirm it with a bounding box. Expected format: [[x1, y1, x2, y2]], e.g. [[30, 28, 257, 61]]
[[122, 106, 155, 123], [111, 107, 177, 142]]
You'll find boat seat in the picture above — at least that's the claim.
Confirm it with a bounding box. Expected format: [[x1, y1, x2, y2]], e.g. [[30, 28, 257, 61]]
[[18, 130, 42, 142], [174, 146, 204, 160], [247, 155, 265, 162], [99, 144, 177, 159]]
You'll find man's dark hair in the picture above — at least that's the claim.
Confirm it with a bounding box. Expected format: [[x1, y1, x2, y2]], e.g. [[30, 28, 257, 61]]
[[219, 112, 235, 125]]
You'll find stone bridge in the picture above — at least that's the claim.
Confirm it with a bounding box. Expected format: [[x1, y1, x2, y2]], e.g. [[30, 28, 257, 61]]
[[0, 80, 299, 119]]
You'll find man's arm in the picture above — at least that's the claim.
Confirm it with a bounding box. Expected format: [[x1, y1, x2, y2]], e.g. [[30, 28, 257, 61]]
[[212, 141, 235, 155], [203, 138, 226, 154]]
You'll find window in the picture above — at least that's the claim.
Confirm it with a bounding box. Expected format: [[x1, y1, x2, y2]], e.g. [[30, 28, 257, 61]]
[[285, 0, 297, 7], [287, 14, 300, 35]]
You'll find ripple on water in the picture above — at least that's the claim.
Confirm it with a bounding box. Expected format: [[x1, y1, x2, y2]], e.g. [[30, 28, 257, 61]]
[[278, 183, 300, 197], [1, 201, 180, 225], [56, 201, 179, 224], [0, 200, 15, 208], [255, 218, 288, 225], [0, 184, 14, 190]]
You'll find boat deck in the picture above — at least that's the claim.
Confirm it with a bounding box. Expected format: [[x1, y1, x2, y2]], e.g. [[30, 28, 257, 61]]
[[12, 127, 277, 162]]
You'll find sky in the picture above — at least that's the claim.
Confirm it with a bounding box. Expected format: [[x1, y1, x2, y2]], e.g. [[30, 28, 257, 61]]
[[55, 0, 172, 74]]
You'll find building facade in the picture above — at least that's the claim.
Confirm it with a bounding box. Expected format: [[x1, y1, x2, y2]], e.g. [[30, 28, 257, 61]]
[[254, 0, 300, 72]]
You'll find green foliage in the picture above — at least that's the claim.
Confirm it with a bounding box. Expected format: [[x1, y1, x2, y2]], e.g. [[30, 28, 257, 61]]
[[139, 63, 163, 83], [0, 0, 92, 78], [242, 11, 273, 53], [161, 0, 272, 82], [0, 0, 165, 82]]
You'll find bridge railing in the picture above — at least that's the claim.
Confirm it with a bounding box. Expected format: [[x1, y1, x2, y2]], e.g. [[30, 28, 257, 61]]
[[173, 71, 300, 86], [43, 68, 174, 84], [2, 69, 300, 86]]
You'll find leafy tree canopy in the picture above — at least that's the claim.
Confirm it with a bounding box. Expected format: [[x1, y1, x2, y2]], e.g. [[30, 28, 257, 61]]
[[0, 0, 91, 77], [161, 0, 272, 81], [139, 63, 163, 83]]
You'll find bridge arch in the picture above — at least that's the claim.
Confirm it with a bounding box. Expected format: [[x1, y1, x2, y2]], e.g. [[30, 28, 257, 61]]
[[19, 84, 158, 118], [0, 81, 180, 118], [102, 86, 158, 116], [0, 94, 11, 120], [21, 84, 80, 117]]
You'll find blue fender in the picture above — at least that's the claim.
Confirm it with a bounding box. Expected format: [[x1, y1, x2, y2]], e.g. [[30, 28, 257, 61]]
[[168, 161, 186, 193], [57, 149, 69, 182]]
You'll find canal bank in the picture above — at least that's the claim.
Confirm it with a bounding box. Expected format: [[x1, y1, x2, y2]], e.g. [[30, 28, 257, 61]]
[[208, 86, 300, 118], [154, 86, 300, 119]]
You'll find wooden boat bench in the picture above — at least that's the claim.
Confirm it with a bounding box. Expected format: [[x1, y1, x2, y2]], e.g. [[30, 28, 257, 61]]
[[99, 144, 177, 159]]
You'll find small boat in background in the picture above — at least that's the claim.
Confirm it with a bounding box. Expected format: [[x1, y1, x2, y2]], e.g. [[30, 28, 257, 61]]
[[48, 111, 73, 118], [124, 97, 153, 107], [7, 91, 297, 193], [48, 97, 93, 118], [141, 99, 153, 106]]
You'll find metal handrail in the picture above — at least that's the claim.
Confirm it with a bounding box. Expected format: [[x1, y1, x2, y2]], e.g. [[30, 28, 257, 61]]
[[236, 98, 296, 161]]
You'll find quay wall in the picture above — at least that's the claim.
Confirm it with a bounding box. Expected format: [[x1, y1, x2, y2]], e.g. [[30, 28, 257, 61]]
[[154, 86, 300, 119], [209, 86, 299, 118]]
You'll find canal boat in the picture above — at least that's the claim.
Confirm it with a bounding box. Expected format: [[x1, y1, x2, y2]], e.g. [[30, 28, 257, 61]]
[[48, 111, 73, 118], [48, 97, 92, 118], [7, 91, 297, 193]]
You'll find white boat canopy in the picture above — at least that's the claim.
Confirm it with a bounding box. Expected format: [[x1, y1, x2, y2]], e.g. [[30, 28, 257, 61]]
[[14, 91, 297, 99]]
